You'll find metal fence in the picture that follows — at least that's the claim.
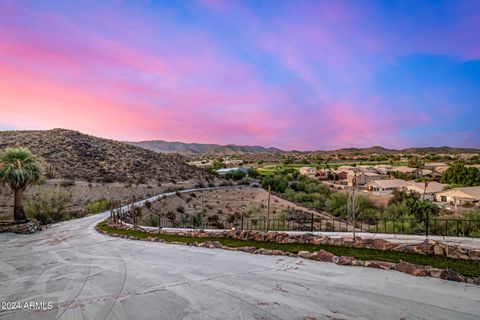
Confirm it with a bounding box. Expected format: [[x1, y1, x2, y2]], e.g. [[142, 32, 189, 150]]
[[139, 215, 480, 238]]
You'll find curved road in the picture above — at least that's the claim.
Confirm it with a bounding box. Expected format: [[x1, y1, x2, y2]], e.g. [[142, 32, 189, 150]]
[[1, 191, 480, 320]]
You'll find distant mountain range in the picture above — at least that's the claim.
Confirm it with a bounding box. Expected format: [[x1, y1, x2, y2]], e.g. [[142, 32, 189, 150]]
[[128, 140, 283, 155], [128, 140, 479, 155]]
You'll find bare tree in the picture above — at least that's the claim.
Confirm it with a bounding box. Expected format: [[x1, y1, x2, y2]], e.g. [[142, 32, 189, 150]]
[[347, 169, 359, 240]]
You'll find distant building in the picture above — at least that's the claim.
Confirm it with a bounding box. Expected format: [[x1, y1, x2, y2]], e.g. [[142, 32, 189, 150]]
[[357, 165, 377, 173], [347, 172, 384, 186], [334, 170, 350, 181], [424, 162, 448, 169], [298, 167, 317, 176], [364, 179, 408, 194], [403, 181, 446, 200], [215, 167, 249, 175], [374, 164, 393, 174], [337, 165, 355, 171], [435, 186, 480, 206], [392, 166, 418, 174]]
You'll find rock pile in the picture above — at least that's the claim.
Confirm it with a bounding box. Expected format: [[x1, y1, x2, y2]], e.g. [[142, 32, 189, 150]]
[[0, 220, 42, 234], [116, 225, 480, 261]]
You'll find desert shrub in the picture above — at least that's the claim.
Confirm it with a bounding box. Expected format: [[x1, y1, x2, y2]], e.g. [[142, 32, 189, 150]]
[[165, 211, 176, 220], [25, 190, 71, 224], [176, 206, 185, 214], [60, 178, 75, 187], [87, 198, 112, 214], [149, 215, 159, 227], [226, 170, 247, 181]]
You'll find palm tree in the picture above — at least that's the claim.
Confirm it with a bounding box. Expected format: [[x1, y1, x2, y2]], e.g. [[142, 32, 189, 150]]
[[0, 148, 42, 221]]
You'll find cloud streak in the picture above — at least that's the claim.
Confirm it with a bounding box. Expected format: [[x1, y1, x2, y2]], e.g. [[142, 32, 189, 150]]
[[0, 0, 479, 149]]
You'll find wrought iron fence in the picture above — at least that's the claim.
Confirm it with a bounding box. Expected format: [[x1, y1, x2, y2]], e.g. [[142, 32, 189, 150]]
[[136, 214, 480, 238]]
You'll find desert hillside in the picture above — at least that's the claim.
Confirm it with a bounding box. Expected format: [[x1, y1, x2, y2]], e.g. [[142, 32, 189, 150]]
[[128, 140, 283, 155], [0, 129, 211, 184]]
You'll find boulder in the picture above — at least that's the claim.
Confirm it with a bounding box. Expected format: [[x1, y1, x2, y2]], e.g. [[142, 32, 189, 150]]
[[199, 241, 224, 249], [372, 239, 392, 250], [312, 236, 330, 245], [333, 256, 358, 266], [364, 260, 396, 270], [271, 250, 286, 256], [445, 246, 470, 260], [433, 244, 445, 256], [236, 246, 258, 254], [308, 250, 336, 262], [395, 262, 429, 277], [440, 269, 465, 283], [467, 249, 480, 261], [256, 248, 273, 255], [474, 277, 480, 286], [412, 240, 435, 255], [428, 267, 444, 278], [0, 220, 42, 234], [297, 251, 313, 259], [330, 238, 345, 246]]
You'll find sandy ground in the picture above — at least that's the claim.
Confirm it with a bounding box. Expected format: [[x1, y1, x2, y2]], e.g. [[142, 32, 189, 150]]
[[137, 186, 335, 226], [1, 203, 479, 319]]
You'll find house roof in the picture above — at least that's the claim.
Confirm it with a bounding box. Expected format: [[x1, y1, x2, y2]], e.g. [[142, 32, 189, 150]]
[[392, 166, 417, 173], [436, 186, 480, 200], [299, 166, 316, 171], [365, 179, 407, 189], [215, 167, 248, 174], [403, 181, 446, 194]]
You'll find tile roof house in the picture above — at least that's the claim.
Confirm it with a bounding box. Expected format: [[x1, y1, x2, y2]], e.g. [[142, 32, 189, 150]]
[[347, 172, 385, 186], [403, 181, 447, 200], [299, 167, 317, 176], [435, 186, 480, 206], [364, 179, 408, 194]]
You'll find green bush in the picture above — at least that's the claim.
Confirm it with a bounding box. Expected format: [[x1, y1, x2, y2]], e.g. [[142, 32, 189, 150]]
[[86, 198, 111, 214], [325, 192, 379, 219], [25, 190, 71, 224]]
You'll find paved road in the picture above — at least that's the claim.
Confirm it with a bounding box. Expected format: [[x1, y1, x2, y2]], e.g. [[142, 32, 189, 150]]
[[1, 210, 480, 319]]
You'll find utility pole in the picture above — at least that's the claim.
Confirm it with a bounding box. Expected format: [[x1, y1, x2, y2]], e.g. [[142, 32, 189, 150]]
[[266, 184, 271, 232], [201, 190, 205, 230]]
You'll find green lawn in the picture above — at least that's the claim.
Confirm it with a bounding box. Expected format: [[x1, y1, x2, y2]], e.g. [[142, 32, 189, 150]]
[[97, 221, 480, 277]]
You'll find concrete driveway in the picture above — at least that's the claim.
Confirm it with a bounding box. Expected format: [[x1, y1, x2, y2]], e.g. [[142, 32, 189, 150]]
[[1, 212, 480, 320]]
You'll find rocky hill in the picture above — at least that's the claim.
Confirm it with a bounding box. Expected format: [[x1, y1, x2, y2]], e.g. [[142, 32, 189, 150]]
[[128, 140, 283, 155], [0, 129, 211, 183]]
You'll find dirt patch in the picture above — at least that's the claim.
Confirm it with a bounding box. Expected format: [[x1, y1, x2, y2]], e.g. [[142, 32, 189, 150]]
[[137, 186, 335, 226]]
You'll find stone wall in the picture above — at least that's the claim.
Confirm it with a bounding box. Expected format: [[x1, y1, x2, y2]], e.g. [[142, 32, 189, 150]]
[[114, 222, 480, 261], [99, 220, 480, 286], [0, 220, 42, 234]]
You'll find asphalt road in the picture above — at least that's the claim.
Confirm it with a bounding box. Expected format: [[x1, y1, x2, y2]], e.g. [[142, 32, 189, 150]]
[[1, 203, 480, 319]]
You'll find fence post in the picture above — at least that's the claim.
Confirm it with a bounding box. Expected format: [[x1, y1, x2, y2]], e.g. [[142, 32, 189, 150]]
[[425, 211, 429, 238], [310, 213, 314, 232]]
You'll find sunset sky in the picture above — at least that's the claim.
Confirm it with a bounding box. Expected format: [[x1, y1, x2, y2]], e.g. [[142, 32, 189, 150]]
[[0, 0, 479, 150]]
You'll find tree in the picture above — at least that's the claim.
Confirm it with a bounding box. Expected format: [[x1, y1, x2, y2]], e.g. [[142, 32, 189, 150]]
[[226, 170, 246, 180], [408, 157, 424, 169], [441, 162, 480, 186], [0, 148, 42, 221], [347, 171, 359, 239]]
